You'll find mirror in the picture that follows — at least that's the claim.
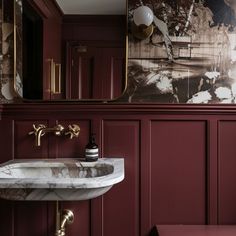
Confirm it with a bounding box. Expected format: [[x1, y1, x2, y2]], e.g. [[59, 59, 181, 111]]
[[14, 0, 127, 101]]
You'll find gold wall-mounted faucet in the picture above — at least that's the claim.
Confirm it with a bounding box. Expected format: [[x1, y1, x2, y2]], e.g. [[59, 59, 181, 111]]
[[29, 124, 65, 147], [29, 123, 81, 147]]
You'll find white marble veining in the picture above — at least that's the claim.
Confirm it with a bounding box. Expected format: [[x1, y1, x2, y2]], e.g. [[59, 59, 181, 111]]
[[0, 158, 124, 201]]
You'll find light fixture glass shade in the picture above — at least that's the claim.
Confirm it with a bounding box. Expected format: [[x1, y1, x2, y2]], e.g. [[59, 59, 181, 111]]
[[133, 6, 154, 27]]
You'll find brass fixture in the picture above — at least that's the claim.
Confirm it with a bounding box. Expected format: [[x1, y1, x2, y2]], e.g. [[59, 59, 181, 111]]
[[29, 124, 65, 147], [46, 59, 61, 95], [55, 202, 74, 236], [65, 124, 80, 139], [53, 63, 62, 94]]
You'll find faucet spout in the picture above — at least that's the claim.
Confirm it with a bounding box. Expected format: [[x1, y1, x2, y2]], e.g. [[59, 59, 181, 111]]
[[36, 127, 46, 147]]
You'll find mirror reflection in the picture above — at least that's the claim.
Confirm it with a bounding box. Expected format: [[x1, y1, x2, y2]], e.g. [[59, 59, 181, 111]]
[[15, 0, 127, 100]]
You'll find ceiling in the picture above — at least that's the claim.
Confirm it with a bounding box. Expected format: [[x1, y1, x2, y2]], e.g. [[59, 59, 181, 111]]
[[55, 0, 126, 15]]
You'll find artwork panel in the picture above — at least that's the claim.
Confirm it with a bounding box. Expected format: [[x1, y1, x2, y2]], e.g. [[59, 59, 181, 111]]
[[124, 0, 236, 104]]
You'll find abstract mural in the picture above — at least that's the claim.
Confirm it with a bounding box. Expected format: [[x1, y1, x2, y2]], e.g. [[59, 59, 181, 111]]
[[120, 0, 236, 103]]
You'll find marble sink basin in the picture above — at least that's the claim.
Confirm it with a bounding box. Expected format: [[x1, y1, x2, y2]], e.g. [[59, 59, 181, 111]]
[[0, 158, 124, 201]]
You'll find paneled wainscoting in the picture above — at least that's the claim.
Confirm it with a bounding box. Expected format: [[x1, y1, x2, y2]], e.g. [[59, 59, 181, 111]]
[[0, 104, 236, 236]]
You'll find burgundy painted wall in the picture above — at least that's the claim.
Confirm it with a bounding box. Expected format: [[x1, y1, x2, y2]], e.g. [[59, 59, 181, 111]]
[[150, 121, 207, 224], [62, 15, 126, 42], [62, 15, 126, 100], [0, 104, 236, 236], [66, 41, 125, 99]]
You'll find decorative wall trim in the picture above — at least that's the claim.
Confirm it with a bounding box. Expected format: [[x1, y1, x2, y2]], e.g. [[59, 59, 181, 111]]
[[2, 103, 236, 117]]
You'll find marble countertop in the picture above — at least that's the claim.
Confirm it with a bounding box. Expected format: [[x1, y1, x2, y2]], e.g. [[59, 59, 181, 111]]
[[0, 158, 124, 189]]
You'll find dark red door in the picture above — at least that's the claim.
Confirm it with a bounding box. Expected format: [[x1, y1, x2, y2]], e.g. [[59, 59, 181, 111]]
[[67, 42, 124, 99]]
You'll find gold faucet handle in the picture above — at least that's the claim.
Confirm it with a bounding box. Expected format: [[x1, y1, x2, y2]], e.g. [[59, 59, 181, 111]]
[[54, 124, 65, 136], [65, 124, 80, 139], [28, 124, 46, 136]]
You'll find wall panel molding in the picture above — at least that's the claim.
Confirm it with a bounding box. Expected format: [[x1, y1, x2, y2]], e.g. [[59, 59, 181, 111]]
[[102, 119, 141, 236], [218, 121, 236, 224], [2, 104, 236, 118], [1, 104, 236, 235], [150, 120, 208, 225], [140, 118, 152, 236], [207, 120, 218, 224]]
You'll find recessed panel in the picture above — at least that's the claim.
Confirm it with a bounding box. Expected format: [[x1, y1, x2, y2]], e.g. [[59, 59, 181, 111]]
[[150, 120, 207, 224], [102, 120, 140, 236], [218, 121, 236, 224]]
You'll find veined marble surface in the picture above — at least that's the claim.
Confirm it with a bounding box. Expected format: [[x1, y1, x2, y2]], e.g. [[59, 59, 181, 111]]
[[0, 158, 124, 201]]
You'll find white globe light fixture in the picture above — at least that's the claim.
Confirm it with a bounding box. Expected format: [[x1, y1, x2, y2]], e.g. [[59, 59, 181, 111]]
[[133, 6, 154, 27]]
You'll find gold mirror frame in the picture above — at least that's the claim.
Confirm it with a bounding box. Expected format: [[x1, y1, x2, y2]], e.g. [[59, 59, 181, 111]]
[[13, 0, 128, 102]]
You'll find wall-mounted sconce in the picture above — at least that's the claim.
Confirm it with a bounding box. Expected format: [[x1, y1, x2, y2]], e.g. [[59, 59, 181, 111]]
[[131, 5, 154, 40]]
